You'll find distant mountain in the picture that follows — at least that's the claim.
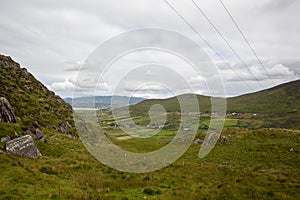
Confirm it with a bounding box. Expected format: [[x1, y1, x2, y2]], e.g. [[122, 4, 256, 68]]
[[64, 96, 146, 109], [129, 80, 300, 129], [0, 54, 76, 137]]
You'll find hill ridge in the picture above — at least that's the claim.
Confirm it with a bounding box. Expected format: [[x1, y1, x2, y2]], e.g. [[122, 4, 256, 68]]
[[0, 54, 75, 137], [130, 79, 300, 129]]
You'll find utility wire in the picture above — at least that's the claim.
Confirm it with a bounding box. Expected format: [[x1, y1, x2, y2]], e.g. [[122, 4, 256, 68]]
[[191, 0, 264, 89], [218, 0, 275, 85], [162, 0, 254, 91]]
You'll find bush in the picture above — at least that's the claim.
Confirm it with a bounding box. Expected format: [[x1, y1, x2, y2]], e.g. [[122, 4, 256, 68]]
[[143, 188, 155, 195], [40, 167, 57, 175], [143, 188, 162, 195]]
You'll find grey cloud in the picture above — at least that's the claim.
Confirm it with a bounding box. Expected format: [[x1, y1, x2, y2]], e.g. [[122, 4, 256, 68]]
[[217, 59, 299, 95], [282, 60, 300, 75], [261, 0, 298, 11], [63, 60, 83, 72], [0, 0, 299, 98]]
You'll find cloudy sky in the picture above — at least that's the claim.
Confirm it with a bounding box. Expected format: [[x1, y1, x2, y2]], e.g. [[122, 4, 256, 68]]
[[0, 0, 299, 98]]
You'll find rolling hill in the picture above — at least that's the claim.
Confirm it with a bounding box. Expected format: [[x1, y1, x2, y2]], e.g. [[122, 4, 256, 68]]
[[130, 80, 300, 129], [227, 79, 300, 113]]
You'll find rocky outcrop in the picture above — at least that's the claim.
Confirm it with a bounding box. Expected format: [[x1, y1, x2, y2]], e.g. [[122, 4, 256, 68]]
[[0, 55, 21, 69], [0, 97, 16, 123], [58, 122, 72, 134], [5, 135, 42, 159], [0, 54, 76, 135]]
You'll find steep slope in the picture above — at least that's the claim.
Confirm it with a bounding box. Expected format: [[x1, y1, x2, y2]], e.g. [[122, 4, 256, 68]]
[[0, 55, 75, 137], [227, 80, 300, 113]]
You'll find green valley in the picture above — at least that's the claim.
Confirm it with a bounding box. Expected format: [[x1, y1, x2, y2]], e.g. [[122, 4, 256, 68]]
[[0, 55, 299, 199]]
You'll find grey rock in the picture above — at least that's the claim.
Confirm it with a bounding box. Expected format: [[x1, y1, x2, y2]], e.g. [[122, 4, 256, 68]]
[[59, 125, 68, 134], [25, 129, 33, 135], [0, 97, 16, 123], [0, 149, 4, 154], [41, 86, 48, 94], [58, 121, 74, 134], [199, 125, 209, 130], [66, 121, 72, 128], [0, 135, 11, 143], [33, 121, 39, 128], [193, 138, 203, 144], [5, 135, 42, 159], [26, 128, 45, 142], [220, 135, 226, 144], [13, 131, 18, 138], [35, 128, 44, 142]]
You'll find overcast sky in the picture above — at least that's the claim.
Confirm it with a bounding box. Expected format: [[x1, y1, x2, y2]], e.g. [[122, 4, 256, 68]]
[[1, 0, 299, 98]]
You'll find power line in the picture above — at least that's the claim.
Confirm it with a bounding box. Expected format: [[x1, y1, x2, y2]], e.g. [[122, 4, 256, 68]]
[[162, 0, 254, 90], [218, 0, 275, 85], [191, 0, 264, 89]]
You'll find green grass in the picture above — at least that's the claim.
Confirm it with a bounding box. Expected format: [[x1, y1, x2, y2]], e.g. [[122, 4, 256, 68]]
[[109, 129, 176, 153], [200, 118, 238, 128], [0, 122, 23, 138], [0, 127, 299, 199]]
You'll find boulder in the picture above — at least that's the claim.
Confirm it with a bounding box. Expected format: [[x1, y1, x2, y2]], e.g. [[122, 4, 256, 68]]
[[25, 129, 33, 136], [25, 128, 44, 142], [35, 128, 44, 142], [5, 135, 42, 159], [0, 135, 11, 143], [0, 97, 16, 123]]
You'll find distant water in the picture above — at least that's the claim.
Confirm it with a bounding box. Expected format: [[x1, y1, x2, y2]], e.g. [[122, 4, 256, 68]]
[[73, 107, 98, 111]]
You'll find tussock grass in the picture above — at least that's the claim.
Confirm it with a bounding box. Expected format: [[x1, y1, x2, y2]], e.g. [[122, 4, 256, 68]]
[[0, 128, 299, 199]]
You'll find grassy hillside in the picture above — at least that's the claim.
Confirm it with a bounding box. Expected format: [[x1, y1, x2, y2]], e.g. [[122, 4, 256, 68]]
[[0, 128, 299, 199], [129, 80, 300, 129], [227, 80, 300, 113], [0, 55, 75, 137], [129, 94, 212, 116], [227, 80, 300, 129], [131, 80, 300, 114]]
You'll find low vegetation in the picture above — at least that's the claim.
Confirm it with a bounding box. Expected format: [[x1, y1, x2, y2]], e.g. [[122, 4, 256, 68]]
[[0, 128, 299, 199]]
